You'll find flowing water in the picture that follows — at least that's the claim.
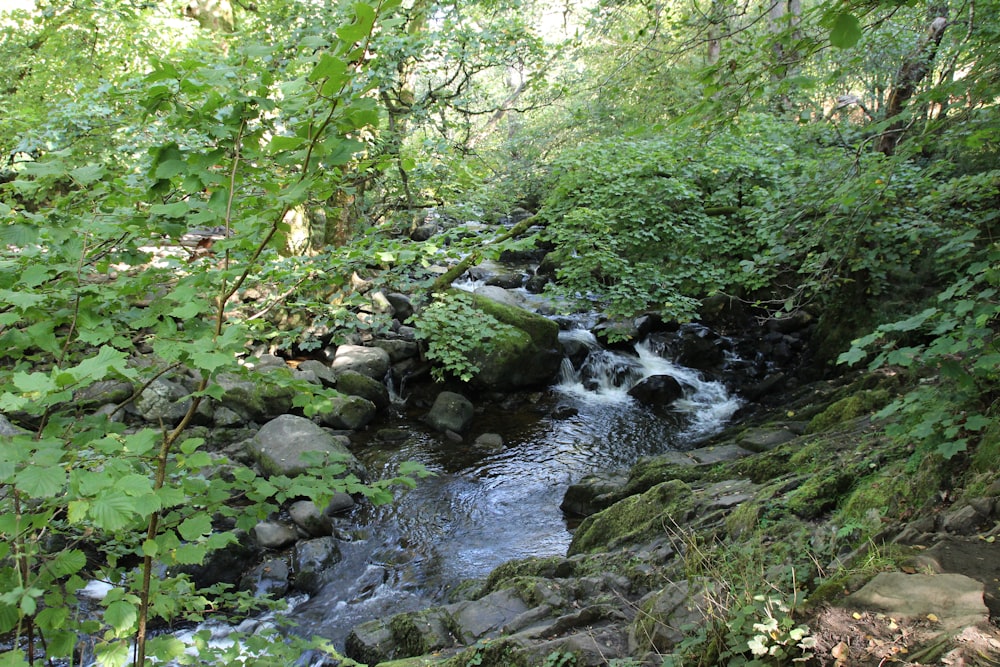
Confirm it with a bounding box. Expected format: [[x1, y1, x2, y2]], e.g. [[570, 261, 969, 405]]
[[286, 327, 743, 648]]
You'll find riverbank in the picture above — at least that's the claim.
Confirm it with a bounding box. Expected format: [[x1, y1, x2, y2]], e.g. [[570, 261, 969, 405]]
[[342, 368, 1000, 666]]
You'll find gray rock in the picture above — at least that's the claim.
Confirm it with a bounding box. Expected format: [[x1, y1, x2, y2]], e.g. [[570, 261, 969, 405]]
[[629, 579, 715, 654], [289, 500, 333, 537], [253, 520, 298, 550], [332, 345, 390, 380], [241, 558, 289, 598], [335, 370, 390, 410], [315, 394, 377, 430], [845, 572, 988, 629], [940, 503, 990, 534], [247, 414, 359, 478], [386, 293, 414, 322], [135, 378, 198, 424], [686, 444, 754, 465], [737, 426, 800, 452], [74, 380, 133, 409], [371, 339, 420, 363], [425, 391, 475, 434], [212, 405, 244, 426], [292, 537, 343, 594], [561, 470, 629, 517], [450, 589, 531, 643], [325, 492, 356, 515], [296, 360, 338, 388], [216, 369, 295, 421], [0, 413, 28, 436], [474, 285, 526, 308], [473, 433, 504, 450]]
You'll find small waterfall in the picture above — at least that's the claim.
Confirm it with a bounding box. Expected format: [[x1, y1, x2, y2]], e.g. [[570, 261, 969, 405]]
[[556, 329, 742, 441]]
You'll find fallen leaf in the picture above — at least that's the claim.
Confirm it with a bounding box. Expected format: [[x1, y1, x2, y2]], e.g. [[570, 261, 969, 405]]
[[853, 612, 863, 620], [927, 613, 939, 623]]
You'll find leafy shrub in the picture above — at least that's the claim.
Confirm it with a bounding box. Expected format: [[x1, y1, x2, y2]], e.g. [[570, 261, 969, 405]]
[[409, 291, 519, 382]]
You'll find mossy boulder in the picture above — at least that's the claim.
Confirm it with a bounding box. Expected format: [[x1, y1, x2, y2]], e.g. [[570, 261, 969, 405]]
[[465, 292, 562, 391], [569, 479, 694, 555], [804, 389, 890, 434]]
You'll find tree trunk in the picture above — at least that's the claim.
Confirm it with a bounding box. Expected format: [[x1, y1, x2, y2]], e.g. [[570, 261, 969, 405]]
[[875, 10, 948, 155], [184, 0, 235, 32]]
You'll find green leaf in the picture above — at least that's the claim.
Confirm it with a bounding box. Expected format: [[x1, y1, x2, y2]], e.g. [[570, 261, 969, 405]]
[[172, 543, 208, 565], [89, 492, 136, 531], [103, 600, 137, 637], [177, 514, 212, 542], [308, 53, 348, 85], [268, 135, 307, 153], [47, 549, 86, 578], [0, 651, 29, 667], [14, 465, 65, 498], [69, 164, 106, 185], [830, 13, 862, 49], [13, 371, 57, 395], [94, 640, 130, 667], [69, 346, 135, 383]]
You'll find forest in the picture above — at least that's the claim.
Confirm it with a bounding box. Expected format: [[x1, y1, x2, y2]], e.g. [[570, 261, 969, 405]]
[[0, 0, 998, 664]]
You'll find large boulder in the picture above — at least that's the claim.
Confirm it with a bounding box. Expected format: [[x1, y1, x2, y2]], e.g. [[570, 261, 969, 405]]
[[246, 414, 359, 477], [332, 345, 391, 381], [627, 374, 684, 406], [216, 368, 295, 422], [464, 292, 562, 391]]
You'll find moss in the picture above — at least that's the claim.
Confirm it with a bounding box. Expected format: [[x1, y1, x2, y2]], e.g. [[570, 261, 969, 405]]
[[783, 469, 856, 519], [724, 501, 761, 539], [483, 555, 573, 595], [389, 608, 461, 658], [804, 389, 891, 434], [469, 291, 559, 347], [441, 639, 528, 667], [568, 480, 693, 555], [969, 416, 1000, 495]]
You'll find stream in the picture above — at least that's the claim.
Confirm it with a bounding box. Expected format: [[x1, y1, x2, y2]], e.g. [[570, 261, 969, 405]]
[[284, 325, 744, 649]]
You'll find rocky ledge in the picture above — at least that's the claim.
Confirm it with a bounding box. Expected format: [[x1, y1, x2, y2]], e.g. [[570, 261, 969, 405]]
[[342, 372, 1000, 666]]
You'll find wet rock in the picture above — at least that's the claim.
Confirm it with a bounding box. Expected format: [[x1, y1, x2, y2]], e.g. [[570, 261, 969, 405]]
[[325, 492, 356, 515], [561, 470, 630, 518], [385, 293, 414, 322], [331, 345, 390, 381], [552, 404, 579, 420], [247, 414, 359, 478], [335, 370, 390, 410], [253, 521, 298, 550], [289, 500, 333, 537], [473, 433, 504, 450], [315, 395, 377, 430], [627, 374, 684, 406], [292, 537, 343, 595], [675, 324, 727, 370], [410, 222, 438, 241], [241, 558, 290, 598], [485, 272, 527, 289], [425, 391, 475, 434], [179, 529, 257, 589]]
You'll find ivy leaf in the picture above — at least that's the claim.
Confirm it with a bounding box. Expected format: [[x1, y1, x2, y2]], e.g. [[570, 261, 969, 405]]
[[830, 13, 862, 48], [837, 346, 867, 367]]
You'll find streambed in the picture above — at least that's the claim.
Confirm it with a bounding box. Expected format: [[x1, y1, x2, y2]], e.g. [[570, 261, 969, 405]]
[[286, 331, 743, 649]]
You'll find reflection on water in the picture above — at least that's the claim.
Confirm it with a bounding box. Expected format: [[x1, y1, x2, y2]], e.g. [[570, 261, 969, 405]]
[[288, 332, 742, 647]]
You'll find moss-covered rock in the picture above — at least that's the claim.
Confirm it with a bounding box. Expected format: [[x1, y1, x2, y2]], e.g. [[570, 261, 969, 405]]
[[804, 389, 890, 434], [569, 480, 694, 555], [464, 291, 562, 391]]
